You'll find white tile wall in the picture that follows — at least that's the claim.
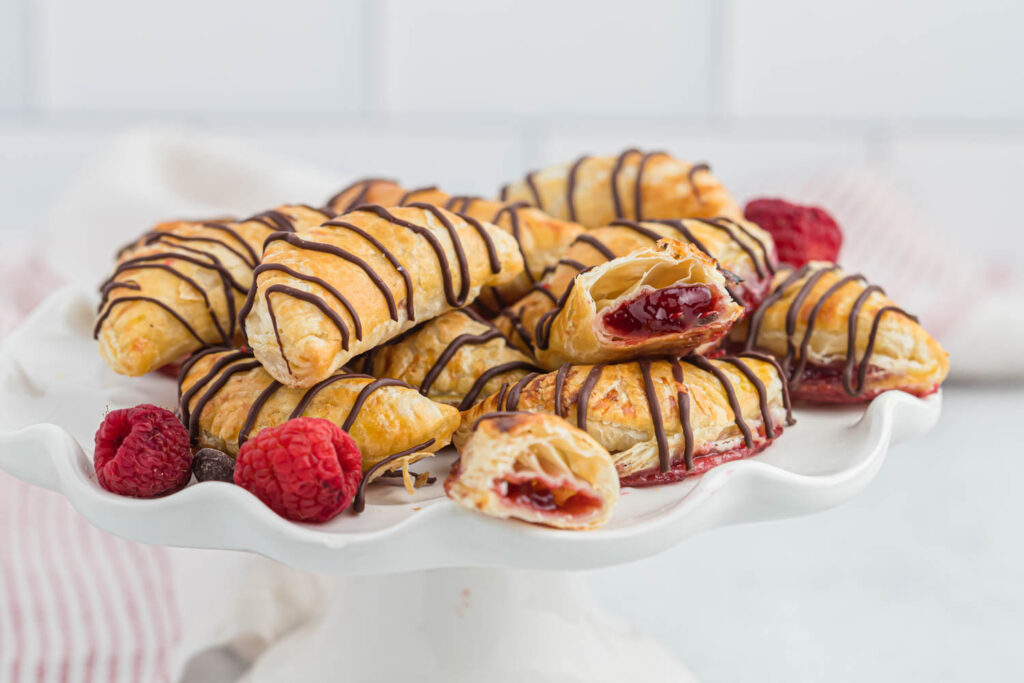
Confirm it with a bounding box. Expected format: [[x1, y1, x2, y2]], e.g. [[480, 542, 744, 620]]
[[36, 0, 365, 112], [377, 0, 715, 117], [1, 0, 1022, 274], [241, 125, 528, 196], [728, 0, 1024, 120], [0, 0, 25, 109]]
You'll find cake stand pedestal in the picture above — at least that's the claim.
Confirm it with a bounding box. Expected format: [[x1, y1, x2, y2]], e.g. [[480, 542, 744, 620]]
[[245, 568, 695, 683]]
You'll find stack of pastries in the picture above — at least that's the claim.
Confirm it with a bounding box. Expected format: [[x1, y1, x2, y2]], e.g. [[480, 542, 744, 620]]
[[96, 149, 949, 530]]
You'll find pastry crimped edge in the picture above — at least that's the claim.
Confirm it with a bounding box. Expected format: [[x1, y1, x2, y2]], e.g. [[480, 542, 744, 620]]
[[178, 348, 460, 471], [353, 309, 542, 410], [96, 204, 333, 376], [732, 262, 950, 402], [498, 149, 742, 229], [446, 411, 619, 530], [456, 355, 793, 484], [242, 204, 525, 388]]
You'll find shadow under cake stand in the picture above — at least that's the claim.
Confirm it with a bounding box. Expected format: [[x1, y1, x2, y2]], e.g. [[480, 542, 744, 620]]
[[0, 287, 942, 682]]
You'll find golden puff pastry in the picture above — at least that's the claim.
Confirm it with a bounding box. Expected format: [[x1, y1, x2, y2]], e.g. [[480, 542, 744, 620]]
[[528, 217, 777, 314], [446, 412, 619, 530], [457, 355, 793, 486], [177, 348, 459, 471], [498, 238, 743, 370], [498, 149, 741, 229], [241, 204, 525, 388], [95, 204, 334, 377], [731, 262, 950, 403], [326, 178, 450, 214], [326, 179, 585, 312], [351, 309, 542, 410]]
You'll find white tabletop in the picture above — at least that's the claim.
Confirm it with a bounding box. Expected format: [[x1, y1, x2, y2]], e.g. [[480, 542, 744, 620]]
[[587, 384, 1024, 681]]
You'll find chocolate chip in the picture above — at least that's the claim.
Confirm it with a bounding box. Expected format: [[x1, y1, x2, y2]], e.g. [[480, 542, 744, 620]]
[[192, 448, 236, 483]]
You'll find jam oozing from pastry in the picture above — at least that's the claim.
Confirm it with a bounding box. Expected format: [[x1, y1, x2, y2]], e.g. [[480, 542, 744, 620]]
[[741, 265, 922, 399], [602, 284, 719, 338], [496, 354, 794, 480], [238, 204, 504, 375], [498, 478, 602, 517], [354, 309, 542, 410]]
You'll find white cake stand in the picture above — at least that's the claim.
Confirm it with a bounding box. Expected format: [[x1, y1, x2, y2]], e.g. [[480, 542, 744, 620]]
[[0, 287, 942, 682]]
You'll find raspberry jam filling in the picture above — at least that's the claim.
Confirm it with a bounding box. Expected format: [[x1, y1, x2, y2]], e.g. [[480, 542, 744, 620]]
[[602, 284, 719, 338], [499, 478, 601, 517]]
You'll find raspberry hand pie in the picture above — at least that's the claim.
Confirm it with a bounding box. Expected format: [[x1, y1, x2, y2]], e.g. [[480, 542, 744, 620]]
[[498, 148, 741, 229], [95, 205, 333, 376], [446, 412, 619, 530], [457, 354, 793, 485], [731, 262, 950, 402], [326, 179, 585, 312], [498, 238, 743, 370], [241, 204, 525, 388], [352, 309, 542, 410], [178, 348, 459, 471]]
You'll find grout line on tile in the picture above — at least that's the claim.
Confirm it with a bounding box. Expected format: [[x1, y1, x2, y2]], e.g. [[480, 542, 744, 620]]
[[708, 0, 732, 120], [360, 0, 382, 122]]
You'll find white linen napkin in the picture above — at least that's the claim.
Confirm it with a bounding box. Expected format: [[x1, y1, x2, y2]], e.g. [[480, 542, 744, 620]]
[[2, 125, 1020, 683]]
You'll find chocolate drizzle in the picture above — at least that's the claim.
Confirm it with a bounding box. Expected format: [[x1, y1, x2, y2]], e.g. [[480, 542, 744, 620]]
[[742, 265, 919, 397], [326, 178, 396, 213], [243, 205, 504, 374], [177, 348, 422, 457], [352, 438, 436, 514], [97, 209, 321, 350], [496, 356, 789, 475], [687, 163, 710, 203], [566, 155, 591, 222]]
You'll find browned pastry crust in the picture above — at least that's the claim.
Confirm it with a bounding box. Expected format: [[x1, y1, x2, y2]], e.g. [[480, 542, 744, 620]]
[[326, 179, 585, 312], [495, 216, 778, 359], [445, 412, 619, 530], [457, 355, 793, 485], [730, 262, 950, 402], [241, 204, 524, 388], [95, 204, 333, 377], [178, 348, 459, 471], [498, 149, 741, 228], [351, 309, 542, 410], [494, 238, 743, 370]]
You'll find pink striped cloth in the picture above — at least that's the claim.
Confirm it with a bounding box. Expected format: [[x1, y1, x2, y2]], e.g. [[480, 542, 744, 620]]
[[0, 252, 182, 682], [1, 131, 1019, 682]]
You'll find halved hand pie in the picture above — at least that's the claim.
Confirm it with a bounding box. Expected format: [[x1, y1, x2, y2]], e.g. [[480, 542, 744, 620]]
[[325, 179, 585, 313], [95, 204, 333, 377], [497, 238, 743, 370], [498, 148, 741, 228], [178, 348, 459, 471], [241, 204, 524, 388], [351, 309, 542, 410], [446, 412, 619, 530], [457, 355, 793, 485], [730, 262, 949, 402]]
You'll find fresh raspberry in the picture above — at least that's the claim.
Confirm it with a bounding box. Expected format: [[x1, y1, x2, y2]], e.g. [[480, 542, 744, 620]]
[[233, 418, 362, 523], [744, 198, 843, 268], [93, 404, 192, 498]]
